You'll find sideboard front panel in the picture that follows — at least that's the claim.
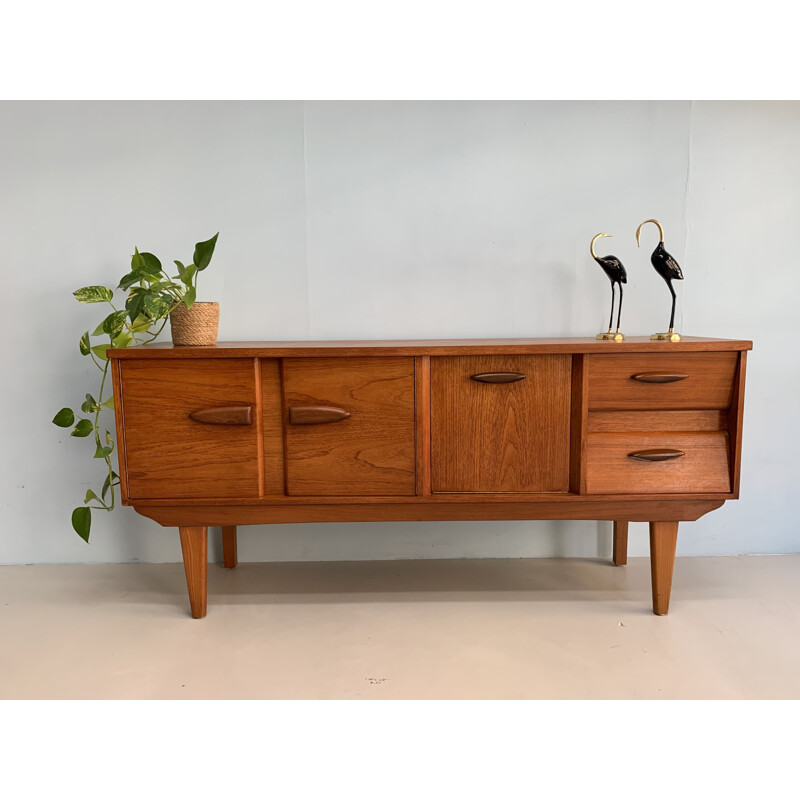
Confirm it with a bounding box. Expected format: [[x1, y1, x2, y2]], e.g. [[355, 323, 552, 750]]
[[430, 355, 571, 493], [585, 431, 731, 494], [283, 357, 416, 496], [586, 352, 737, 410], [120, 359, 260, 500]]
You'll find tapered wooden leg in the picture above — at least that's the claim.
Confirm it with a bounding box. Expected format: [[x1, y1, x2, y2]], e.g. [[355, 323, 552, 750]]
[[179, 526, 208, 619], [222, 526, 238, 568], [612, 521, 629, 566], [649, 521, 679, 616]]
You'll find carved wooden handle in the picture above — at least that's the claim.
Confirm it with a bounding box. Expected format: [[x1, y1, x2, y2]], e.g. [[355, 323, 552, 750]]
[[189, 406, 252, 425], [628, 449, 685, 462], [471, 372, 526, 384], [631, 372, 689, 383], [289, 406, 351, 424]]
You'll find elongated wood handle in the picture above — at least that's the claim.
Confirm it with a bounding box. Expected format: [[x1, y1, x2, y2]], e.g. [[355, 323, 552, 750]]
[[289, 406, 351, 424], [189, 406, 252, 425], [631, 372, 689, 383], [628, 449, 685, 462], [471, 372, 526, 384]]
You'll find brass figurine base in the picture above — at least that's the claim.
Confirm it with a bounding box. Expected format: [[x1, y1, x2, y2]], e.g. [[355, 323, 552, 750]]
[[596, 330, 625, 341], [650, 330, 682, 342]]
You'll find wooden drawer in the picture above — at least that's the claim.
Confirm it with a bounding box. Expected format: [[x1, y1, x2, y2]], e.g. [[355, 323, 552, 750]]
[[120, 359, 260, 500], [283, 357, 416, 496], [586, 352, 738, 411], [585, 432, 731, 494], [430, 355, 571, 492]]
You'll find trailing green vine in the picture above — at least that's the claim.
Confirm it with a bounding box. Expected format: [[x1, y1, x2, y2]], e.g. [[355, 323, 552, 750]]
[[53, 233, 219, 541]]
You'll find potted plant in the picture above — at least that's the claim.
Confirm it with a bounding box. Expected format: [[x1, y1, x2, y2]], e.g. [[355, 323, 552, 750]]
[[52, 232, 219, 541]]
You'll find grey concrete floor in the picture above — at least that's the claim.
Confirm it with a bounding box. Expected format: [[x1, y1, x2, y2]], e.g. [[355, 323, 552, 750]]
[[1, 555, 798, 699]]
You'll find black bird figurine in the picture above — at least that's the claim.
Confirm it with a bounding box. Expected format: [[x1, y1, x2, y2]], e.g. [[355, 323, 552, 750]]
[[591, 232, 627, 341], [636, 218, 684, 342]]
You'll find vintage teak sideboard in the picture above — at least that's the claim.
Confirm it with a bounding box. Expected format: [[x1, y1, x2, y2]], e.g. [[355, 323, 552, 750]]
[[108, 337, 751, 618]]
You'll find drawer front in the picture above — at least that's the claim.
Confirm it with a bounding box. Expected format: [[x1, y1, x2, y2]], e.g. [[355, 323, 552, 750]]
[[585, 432, 731, 494], [283, 357, 416, 496], [430, 355, 571, 493], [120, 359, 260, 500], [586, 352, 738, 410]]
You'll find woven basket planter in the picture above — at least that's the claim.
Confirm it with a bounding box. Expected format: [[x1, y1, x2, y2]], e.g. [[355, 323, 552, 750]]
[[170, 301, 219, 346]]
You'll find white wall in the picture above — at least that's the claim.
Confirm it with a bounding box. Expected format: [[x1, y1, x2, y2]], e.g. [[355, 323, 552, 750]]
[[1, 101, 797, 564]]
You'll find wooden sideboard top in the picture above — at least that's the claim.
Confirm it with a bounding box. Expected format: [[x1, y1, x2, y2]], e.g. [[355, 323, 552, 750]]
[[109, 336, 753, 359]]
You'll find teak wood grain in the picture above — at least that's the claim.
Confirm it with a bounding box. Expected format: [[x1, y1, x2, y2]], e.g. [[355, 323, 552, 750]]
[[728, 351, 747, 497], [430, 355, 571, 493], [282, 357, 416, 496], [415, 356, 432, 496], [569, 355, 588, 494], [585, 432, 730, 494], [179, 526, 207, 618], [119, 359, 260, 500], [107, 336, 750, 617], [259, 358, 285, 496], [586, 352, 738, 410], [222, 525, 238, 568], [650, 521, 679, 615], [587, 410, 727, 433], [137, 499, 725, 527], [613, 521, 628, 566], [109, 336, 752, 359]]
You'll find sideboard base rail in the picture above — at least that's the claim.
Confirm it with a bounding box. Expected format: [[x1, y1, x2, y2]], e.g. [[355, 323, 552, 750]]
[[140, 499, 723, 528]]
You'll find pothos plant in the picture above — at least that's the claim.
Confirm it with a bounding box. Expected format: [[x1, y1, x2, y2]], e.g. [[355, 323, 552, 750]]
[[53, 233, 219, 541]]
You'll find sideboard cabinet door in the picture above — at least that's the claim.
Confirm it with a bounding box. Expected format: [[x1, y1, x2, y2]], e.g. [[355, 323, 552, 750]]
[[119, 359, 260, 500], [283, 357, 416, 496], [430, 355, 571, 493]]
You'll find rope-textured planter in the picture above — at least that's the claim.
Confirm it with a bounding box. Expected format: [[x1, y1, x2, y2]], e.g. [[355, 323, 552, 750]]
[[170, 301, 219, 346]]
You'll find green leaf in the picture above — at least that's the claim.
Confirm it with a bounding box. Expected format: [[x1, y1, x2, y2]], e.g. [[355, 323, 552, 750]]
[[112, 331, 132, 349], [71, 506, 91, 542], [102, 310, 127, 337], [118, 269, 152, 291], [140, 252, 162, 274], [125, 288, 146, 322], [105, 430, 113, 444], [71, 419, 94, 437], [52, 407, 75, 427], [143, 294, 173, 320], [79, 331, 91, 355], [193, 233, 218, 272], [174, 260, 186, 280], [91, 310, 126, 339], [84, 489, 100, 504], [81, 393, 99, 413], [149, 280, 182, 293], [93, 440, 113, 458], [183, 286, 196, 309], [179, 263, 196, 287], [131, 247, 144, 270], [91, 344, 110, 360], [101, 470, 119, 501], [101, 396, 115, 410], [129, 314, 151, 333], [74, 286, 113, 303]]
